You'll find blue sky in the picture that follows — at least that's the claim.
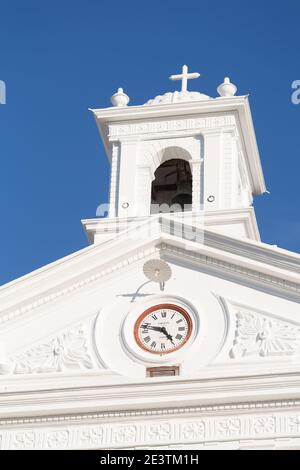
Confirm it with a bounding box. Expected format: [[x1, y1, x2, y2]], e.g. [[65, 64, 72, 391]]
[[0, 0, 299, 285]]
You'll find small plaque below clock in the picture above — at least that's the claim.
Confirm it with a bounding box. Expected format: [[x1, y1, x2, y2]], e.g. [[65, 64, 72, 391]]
[[146, 366, 180, 377]]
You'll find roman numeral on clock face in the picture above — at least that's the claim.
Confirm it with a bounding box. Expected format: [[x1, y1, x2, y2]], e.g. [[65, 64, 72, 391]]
[[135, 305, 192, 355]]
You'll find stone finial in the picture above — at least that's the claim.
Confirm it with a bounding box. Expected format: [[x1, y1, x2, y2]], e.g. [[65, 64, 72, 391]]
[[110, 88, 130, 107], [217, 77, 237, 97]]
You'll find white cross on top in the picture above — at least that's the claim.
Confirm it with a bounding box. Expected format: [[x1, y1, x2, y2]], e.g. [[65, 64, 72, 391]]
[[169, 65, 200, 93]]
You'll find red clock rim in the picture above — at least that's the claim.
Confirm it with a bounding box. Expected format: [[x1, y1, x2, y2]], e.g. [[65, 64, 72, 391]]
[[134, 303, 193, 355]]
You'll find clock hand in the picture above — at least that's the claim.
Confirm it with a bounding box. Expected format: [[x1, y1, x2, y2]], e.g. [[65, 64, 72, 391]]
[[141, 324, 162, 332], [142, 325, 172, 336], [141, 325, 175, 346], [160, 327, 175, 346]]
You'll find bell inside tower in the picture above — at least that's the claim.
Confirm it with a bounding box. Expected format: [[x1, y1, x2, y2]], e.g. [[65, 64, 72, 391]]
[[150, 159, 192, 214]]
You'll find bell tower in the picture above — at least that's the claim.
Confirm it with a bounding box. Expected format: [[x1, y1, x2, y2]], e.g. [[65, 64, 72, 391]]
[[83, 66, 266, 243]]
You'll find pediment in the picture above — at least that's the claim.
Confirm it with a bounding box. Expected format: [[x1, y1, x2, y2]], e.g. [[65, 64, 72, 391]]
[[0, 216, 299, 337], [0, 250, 300, 423]]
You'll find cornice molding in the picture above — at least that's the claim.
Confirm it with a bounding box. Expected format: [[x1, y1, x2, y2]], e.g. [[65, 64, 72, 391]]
[[82, 208, 261, 243], [0, 245, 158, 327], [160, 243, 300, 301], [203, 229, 300, 274], [83, 212, 300, 271], [91, 97, 248, 121], [3, 368, 300, 421], [1, 399, 300, 427]]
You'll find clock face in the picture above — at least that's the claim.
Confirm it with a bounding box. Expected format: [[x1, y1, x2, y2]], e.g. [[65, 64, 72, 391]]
[[134, 304, 193, 355]]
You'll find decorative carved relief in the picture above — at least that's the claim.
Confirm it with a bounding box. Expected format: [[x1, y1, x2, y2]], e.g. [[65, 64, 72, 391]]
[[217, 419, 241, 438], [79, 427, 104, 447], [230, 310, 300, 359], [181, 422, 205, 440], [11, 432, 36, 450], [288, 416, 300, 433], [46, 430, 69, 449], [147, 423, 171, 441], [109, 116, 236, 138], [2, 410, 300, 450], [113, 426, 137, 445], [13, 325, 94, 374], [253, 417, 276, 435]]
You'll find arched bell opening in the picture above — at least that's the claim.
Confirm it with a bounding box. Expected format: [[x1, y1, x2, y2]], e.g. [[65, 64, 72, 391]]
[[150, 158, 193, 214]]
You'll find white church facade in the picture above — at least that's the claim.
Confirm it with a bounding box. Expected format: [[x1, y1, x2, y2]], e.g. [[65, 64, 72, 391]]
[[0, 66, 300, 450]]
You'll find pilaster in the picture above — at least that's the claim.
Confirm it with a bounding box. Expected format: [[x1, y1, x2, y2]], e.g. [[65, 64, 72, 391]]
[[191, 159, 202, 212], [117, 139, 139, 218], [136, 165, 154, 216], [108, 143, 120, 217], [203, 130, 223, 211]]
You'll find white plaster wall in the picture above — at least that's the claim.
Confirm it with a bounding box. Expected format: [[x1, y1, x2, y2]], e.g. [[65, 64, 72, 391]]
[[2, 252, 299, 380]]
